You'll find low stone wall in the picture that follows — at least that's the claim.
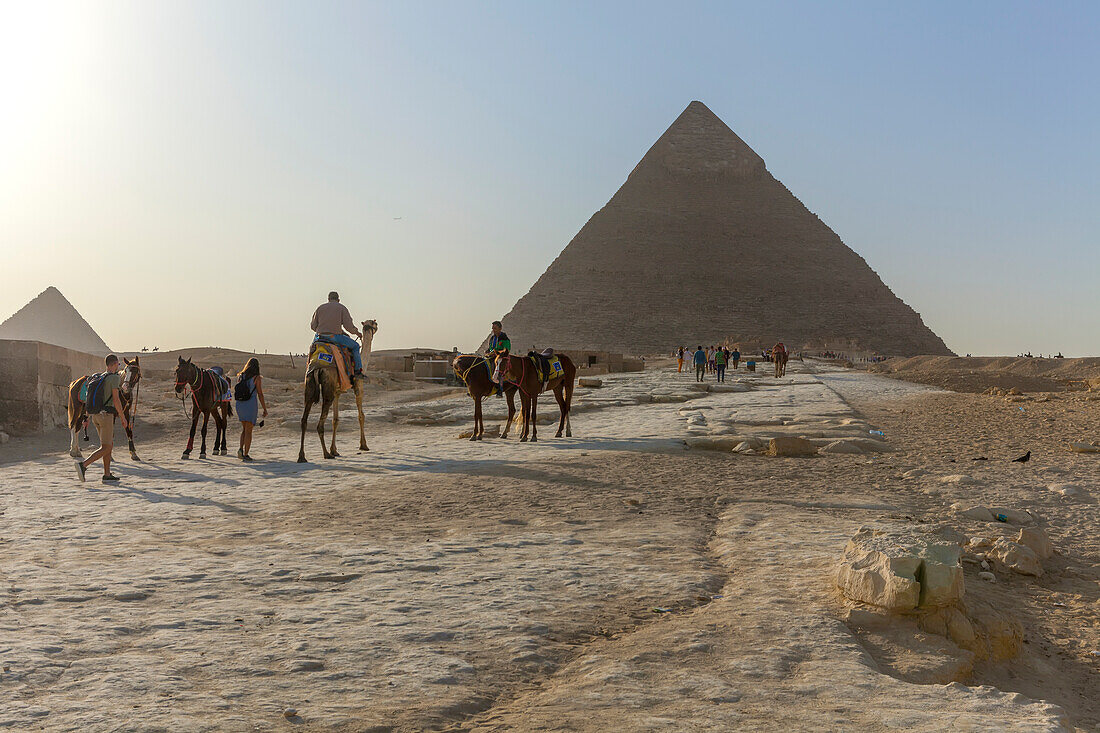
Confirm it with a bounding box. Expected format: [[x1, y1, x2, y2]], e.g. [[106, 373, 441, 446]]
[[0, 339, 104, 434]]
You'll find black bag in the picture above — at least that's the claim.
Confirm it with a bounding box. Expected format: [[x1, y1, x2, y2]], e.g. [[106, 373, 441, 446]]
[[85, 373, 110, 414], [234, 376, 254, 402]]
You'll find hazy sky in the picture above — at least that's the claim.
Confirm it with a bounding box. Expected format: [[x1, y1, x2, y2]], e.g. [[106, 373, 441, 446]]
[[1, 1, 1097, 355]]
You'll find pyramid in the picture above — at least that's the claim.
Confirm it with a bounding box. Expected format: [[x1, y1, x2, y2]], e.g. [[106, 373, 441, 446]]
[[494, 102, 952, 356], [0, 287, 111, 355]]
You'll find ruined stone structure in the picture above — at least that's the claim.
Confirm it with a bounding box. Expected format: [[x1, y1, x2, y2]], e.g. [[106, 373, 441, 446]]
[[0, 286, 111, 355], [0, 339, 102, 434], [495, 101, 952, 356]]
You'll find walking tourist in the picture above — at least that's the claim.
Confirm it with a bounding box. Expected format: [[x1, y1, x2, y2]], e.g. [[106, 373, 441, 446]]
[[730, 347, 740, 370], [693, 345, 706, 382], [715, 346, 727, 382], [74, 354, 128, 483], [677, 346, 685, 373], [234, 358, 267, 462]]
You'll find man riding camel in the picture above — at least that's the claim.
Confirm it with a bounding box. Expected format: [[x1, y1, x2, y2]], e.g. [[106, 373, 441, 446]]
[[311, 291, 364, 379], [485, 320, 511, 391]]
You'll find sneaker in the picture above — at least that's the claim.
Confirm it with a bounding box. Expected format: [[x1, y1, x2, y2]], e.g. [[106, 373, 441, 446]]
[[241, 454, 254, 463], [102, 474, 120, 483], [74, 460, 86, 483], [237, 448, 244, 459]]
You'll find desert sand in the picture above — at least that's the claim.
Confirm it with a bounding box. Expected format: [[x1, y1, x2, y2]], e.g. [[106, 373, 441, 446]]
[[1, 359, 1097, 731]]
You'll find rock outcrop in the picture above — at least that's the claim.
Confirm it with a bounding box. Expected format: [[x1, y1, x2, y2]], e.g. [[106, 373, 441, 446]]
[[494, 102, 952, 356], [836, 526, 964, 611]]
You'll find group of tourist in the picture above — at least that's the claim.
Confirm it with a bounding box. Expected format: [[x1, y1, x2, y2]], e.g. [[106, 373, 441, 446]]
[[75, 354, 268, 483], [676, 345, 741, 383]]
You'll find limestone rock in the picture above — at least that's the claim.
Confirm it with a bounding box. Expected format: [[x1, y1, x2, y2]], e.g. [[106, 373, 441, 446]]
[[987, 507, 1035, 526], [1015, 527, 1053, 560], [836, 526, 964, 611], [820, 440, 864, 454], [578, 378, 603, 388], [684, 436, 742, 452], [987, 539, 1043, 577], [1067, 441, 1100, 453], [766, 437, 819, 457], [957, 505, 995, 522], [939, 474, 977, 485]]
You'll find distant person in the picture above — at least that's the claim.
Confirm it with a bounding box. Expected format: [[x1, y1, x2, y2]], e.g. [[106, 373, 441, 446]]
[[730, 347, 740, 370], [234, 358, 267, 461], [693, 345, 706, 382], [677, 346, 685, 373], [74, 354, 128, 483], [311, 291, 364, 379], [715, 346, 727, 382]]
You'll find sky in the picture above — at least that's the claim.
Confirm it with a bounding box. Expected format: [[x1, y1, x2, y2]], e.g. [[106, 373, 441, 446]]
[[1, 1, 1097, 355]]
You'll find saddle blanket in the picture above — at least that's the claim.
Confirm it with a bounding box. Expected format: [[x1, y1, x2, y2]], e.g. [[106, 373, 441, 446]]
[[209, 368, 231, 402], [307, 341, 353, 392]]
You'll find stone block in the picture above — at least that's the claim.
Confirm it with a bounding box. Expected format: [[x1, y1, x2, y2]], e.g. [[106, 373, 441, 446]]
[[1015, 528, 1053, 560], [766, 436, 818, 457], [988, 539, 1042, 577], [837, 526, 964, 611]]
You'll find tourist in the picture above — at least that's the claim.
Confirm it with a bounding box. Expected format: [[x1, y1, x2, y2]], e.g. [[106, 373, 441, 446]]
[[234, 357, 267, 462], [74, 354, 128, 483], [311, 291, 365, 380], [677, 346, 685, 373], [730, 347, 740, 370], [715, 346, 727, 382], [693, 345, 706, 382]]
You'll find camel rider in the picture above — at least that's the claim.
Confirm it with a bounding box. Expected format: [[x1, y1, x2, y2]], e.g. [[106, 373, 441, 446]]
[[485, 321, 510, 387], [311, 291, 364, 378]]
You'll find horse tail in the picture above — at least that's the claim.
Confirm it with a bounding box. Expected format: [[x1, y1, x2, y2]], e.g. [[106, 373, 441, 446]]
[[227, 401, 233, 418], [67, 378, 85, 431]]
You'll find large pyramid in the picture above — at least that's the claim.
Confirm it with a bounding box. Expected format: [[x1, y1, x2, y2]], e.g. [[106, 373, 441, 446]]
[[495, 102, 952, 356], [0, 287, 111, 354]]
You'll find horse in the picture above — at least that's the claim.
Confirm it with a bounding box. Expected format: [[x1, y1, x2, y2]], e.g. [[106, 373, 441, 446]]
[[174, 357, 230, 459], [496, 351, 575, 442], [67, 357, 143, 461], [452, 354, 518, 441], [298, 319, 377, 463]]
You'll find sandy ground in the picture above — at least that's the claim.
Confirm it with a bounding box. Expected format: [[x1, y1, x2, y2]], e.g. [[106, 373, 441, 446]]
[[1, 360, 1097, 731]]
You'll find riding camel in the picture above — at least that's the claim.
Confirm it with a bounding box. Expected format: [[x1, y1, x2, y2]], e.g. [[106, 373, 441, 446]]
[[298, 319, 378, 462], [496, 350, 576, 442], [453, 354, 518, 440], [68, 357, 143, 461]]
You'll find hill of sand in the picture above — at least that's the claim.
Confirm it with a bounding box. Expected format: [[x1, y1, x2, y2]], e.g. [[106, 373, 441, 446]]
[[868, 355, 1100, 393], [495, 102, 952, 357], [0, 286, 110, 354]]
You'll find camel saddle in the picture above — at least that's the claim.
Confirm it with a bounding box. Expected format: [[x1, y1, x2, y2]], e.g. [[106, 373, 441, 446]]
[[307, 339, 353, 392]]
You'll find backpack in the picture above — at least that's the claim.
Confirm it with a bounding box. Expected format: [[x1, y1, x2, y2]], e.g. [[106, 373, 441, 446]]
[[234, 376, 254, 402], [85, 373, 110, 415]]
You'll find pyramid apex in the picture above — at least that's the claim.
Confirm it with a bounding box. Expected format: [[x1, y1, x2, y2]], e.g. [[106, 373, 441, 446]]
[[628, 101, 766, 180], [0, 286, 111, 354]]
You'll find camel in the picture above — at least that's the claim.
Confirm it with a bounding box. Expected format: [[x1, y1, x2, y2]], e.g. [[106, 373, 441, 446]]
[[773, 343, 788, 378], [452, 354, 518, 440], [68, 357, 143, 461], [298, 320, 377, 462], [496, 351, 576, 442]]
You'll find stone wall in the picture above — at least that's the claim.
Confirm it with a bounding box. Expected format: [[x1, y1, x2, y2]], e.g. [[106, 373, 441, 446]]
[[0, 339, 104, 434]]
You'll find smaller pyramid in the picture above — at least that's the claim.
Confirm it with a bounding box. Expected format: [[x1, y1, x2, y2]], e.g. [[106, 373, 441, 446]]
[[0, 287, 111, 354]]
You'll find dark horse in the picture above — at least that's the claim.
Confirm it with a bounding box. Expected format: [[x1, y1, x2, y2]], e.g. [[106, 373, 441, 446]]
[[496, 351, 576, 442], [67, 357, 143, 460], [174, 357, 230, 459], [452, 354, 518, 441]]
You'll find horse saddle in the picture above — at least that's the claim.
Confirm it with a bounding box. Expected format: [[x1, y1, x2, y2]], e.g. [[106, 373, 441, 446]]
[[527, 350, 564, 384], [308, 339, 354, 392], [209, 367, 231, 401]]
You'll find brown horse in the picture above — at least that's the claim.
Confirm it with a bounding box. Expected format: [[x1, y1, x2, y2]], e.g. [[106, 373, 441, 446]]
[[496, 351, 575, 442], [298, 319, 377, 462], [67, 357, 143, 461], [452, 354, 518, 441], [174, 357, 230, 459]]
